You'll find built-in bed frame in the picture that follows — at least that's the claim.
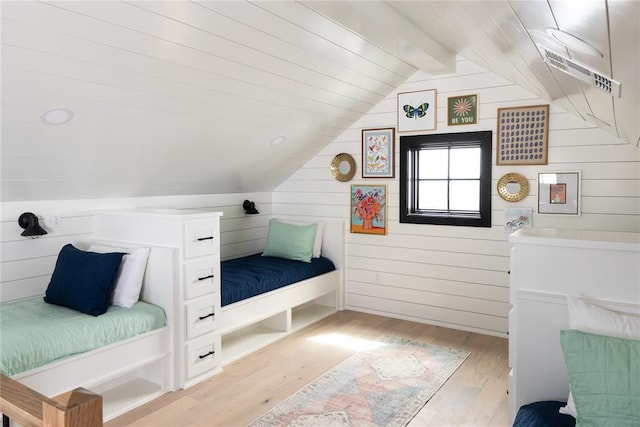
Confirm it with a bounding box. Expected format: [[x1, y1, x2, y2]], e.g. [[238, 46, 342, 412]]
[[219, 220, 344, 365], [508, 228, 640, 424], [2, 219, 344, 422], [3, 240, 177, 422]]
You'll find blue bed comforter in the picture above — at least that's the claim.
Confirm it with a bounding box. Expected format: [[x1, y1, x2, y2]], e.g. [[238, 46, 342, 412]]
[[220, 254, 336, 306], [513, 401, 575, 427]]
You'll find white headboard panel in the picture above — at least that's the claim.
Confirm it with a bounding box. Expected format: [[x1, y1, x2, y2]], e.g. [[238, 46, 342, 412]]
[[4, 239, 179, 331], [319, 220, 345, 270]]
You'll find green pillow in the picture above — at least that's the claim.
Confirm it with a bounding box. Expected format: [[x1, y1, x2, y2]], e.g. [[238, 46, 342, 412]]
[[560, 329, 640, 426], [262, 219, 317, 262]]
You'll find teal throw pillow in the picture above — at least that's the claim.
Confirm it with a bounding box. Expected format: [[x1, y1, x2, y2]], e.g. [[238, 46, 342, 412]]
[[560, 329, 640, 426], [262, 219, 317, 263]]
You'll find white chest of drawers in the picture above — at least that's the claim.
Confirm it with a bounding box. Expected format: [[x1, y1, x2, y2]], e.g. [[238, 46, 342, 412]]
[[93, 208, 223, 389]]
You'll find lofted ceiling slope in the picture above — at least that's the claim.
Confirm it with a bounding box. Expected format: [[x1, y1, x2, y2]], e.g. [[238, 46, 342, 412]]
[[2, 1, 638, 202]]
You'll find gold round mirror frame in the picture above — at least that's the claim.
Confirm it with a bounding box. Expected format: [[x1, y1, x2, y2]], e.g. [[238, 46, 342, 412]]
[[331, 153, 356, 182], [497, 173, 529, 202]]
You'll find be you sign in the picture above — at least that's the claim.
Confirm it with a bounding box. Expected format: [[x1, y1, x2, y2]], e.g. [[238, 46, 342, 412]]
[[447, 94, 478, 126]]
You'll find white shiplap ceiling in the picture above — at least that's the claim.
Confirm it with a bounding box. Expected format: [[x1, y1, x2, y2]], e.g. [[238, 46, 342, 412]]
[[2, 1, 638, 202]]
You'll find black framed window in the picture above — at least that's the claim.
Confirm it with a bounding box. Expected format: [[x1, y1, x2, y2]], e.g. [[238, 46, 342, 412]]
[[400, 131, 492, 227]]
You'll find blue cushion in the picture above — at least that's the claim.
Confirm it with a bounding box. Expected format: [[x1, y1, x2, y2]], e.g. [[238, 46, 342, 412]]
[[44, 244, 125, 316], [513, 401, 575, 427], [221, 253, 336, 306]]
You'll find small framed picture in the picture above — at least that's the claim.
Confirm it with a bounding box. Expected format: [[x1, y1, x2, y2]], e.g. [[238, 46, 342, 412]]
[[362, 128, 395, 178], [397, 89, 437, 133], [538, 171, 581, 215], [497, 104, 549, 165], [504, 207, 533, 231], [448, 94, 477, 126], [350, 184, 388, 235]]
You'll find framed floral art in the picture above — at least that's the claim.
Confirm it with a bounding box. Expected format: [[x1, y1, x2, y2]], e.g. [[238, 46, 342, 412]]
[[350, 184, 387, 235], [362, 128, 395, 178]]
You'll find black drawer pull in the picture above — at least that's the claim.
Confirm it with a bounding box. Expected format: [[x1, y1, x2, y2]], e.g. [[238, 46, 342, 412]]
[[198, 274, 214, 281], [197, 236, 214, 241], [199, 312, 215, 320], [199, 350, 215, 359]]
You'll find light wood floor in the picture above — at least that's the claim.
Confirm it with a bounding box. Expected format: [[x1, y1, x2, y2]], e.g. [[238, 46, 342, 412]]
[[107, 311, 509, 427]]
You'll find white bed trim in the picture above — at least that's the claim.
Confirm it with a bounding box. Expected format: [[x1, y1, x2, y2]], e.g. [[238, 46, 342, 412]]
[[220, 270, 340, 336]]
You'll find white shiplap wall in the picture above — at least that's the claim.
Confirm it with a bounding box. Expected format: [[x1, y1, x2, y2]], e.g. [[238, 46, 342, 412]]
[[273, 58, 640, 337], [2, 58, 638, 334], [0, 193, 273, 303]]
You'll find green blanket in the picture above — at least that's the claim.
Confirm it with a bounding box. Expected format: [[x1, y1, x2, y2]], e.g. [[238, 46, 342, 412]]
[[1, 298, 166, 376]]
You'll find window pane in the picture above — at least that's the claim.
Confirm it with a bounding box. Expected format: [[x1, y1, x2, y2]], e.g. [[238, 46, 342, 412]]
[[450, 147, 480, 178], [418, 180, 448, 210], [450, 180, 479, 211], [418, 149, 448, 178], [400, 130, 492, 227]]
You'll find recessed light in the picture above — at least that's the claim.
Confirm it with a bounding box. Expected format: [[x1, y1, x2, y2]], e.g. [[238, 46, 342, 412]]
[[41, 108, 73, 125], [545, 28, 603, 58], [270, 136, 286, 146]]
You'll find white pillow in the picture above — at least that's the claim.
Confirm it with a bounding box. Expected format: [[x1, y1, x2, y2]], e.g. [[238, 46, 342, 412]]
[[88, 245, 150, 308], [277, 219, 324, 258], [560, 296, 640, 418], [311, 221, 324, 258]]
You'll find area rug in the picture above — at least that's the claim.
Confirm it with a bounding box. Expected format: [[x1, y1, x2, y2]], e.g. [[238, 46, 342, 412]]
[[249, 335, 469, 427]]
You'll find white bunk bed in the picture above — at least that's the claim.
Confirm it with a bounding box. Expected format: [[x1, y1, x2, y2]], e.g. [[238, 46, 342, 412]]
[[220, 220, 344, 365], [3, 240, 177, 422], [508, 228, 640, 425]]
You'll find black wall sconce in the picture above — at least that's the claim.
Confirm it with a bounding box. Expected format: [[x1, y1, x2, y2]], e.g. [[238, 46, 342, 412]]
[[18, 212, 48, 238], [242, 200, 259, 215]]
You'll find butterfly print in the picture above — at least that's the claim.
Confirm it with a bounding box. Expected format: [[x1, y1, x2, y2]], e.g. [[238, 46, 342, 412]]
[[403, 103, 429, 119]]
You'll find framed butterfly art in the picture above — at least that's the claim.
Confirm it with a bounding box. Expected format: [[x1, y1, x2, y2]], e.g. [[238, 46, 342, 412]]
[[397, 89, 437, 132]]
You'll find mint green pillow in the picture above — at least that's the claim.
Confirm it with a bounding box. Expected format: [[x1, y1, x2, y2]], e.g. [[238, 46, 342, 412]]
[[262, 219, 317, 262], [560, 329, 640, 426]]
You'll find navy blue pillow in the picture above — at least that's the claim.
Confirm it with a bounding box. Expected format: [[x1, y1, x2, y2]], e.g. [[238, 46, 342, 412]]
[[44, 244, 125, 316]]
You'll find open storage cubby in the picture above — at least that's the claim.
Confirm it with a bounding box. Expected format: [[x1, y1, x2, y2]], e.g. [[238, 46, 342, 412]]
[[221, 297, 337, 366], [90, 357, 170, 421]]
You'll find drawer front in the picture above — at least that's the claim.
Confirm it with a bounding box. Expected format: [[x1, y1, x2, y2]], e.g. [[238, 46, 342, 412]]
[[184, 258, 219, 300], [184, 220, 219, 259], [186, 295, 219, 339], [186, 333, 220, 380]]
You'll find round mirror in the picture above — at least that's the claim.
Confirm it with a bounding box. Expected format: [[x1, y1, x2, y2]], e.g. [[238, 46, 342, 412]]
[[497, 173, 529, 202], [331, 153, 356, 182], [338, 161, 351, 174]]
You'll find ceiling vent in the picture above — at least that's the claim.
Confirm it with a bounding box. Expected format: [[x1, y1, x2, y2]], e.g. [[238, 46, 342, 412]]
[[538, 46, 621, 97]]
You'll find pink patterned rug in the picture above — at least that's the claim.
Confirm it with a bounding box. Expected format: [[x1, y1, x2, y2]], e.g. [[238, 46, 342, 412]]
[[249, 336, 469, 427]]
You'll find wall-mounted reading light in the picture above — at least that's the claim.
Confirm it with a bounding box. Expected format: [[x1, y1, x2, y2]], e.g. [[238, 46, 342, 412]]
[[18, 212, 48, 238], [242, 200, 259, 215]]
